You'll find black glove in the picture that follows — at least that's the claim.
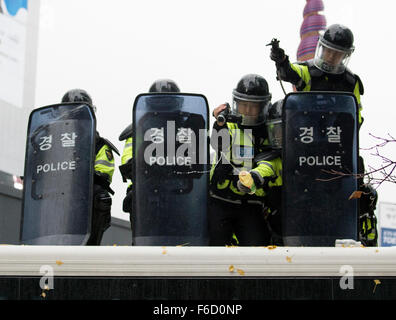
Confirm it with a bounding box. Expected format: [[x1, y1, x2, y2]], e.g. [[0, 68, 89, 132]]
[[119, 158, 132, 182], [123, 186, 133, 213], [236, 170, 265, 194], [250, 170, 265, 188], [237, 180, 252, 194], [270, 46, 286, 63]]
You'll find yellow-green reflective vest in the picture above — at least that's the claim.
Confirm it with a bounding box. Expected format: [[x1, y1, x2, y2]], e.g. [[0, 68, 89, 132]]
[[289, 62, 363, 124], [210, 123, 269, 199], [95, 144, 115, 183]]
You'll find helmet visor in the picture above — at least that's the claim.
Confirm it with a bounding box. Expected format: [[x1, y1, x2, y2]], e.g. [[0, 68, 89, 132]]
[[266, 119, 282, 149], [313, 41, 352, 74], [232, 95, 270, 126]]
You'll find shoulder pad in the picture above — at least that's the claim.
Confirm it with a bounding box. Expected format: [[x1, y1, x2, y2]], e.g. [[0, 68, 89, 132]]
[[294, 60, 308, 66], [293, 59, 322, 77], [344, 68, 355, 86], [254, 149, 281, 163], [294, 59, 315, 68], [100, 137, 120, 156], [355, 74, 364, 95], [119, 123, 132, 141], [305, 60, 324, 77]]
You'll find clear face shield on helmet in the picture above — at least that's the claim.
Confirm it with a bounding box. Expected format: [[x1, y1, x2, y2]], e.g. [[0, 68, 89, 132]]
[[232, 95, 270, 126], [266, 119, 282, 149], [313, 40, 353, 74]]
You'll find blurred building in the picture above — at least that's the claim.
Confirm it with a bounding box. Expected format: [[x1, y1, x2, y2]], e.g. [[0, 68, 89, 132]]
[[0, 0, 39, 243], [0, 1, 130, 245]]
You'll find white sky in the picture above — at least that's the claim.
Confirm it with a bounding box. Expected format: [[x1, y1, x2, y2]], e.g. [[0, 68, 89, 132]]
[[35, 0, 396, 221]]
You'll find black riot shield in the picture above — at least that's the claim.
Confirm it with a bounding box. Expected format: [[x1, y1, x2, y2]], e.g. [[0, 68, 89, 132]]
[[132, 93, 209, 246], [21, 103, 96, 245], [282, 92, 359, 246]]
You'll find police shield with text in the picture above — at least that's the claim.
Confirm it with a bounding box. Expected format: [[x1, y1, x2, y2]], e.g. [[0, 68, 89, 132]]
[[21, 102, 96, 245], [119, 79, 181, 240], [282, 92, 359, 246], [132, 93, 210, 245], [61, 89, 119, 246]]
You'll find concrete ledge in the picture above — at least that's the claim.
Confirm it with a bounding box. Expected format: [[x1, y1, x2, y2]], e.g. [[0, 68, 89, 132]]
[[0, 246, 395, 277]]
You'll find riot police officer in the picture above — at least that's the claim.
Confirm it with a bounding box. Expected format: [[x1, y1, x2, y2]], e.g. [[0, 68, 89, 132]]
[[257, 100, 284, 245], [118, 79, 180, 237], [236, 99, 284, 245], [359, 184, 378, 246], [270, 24, 364, 126], [61, 89, 119, 245], [270, 24, 378, 246], [209, 74, 273, 246]]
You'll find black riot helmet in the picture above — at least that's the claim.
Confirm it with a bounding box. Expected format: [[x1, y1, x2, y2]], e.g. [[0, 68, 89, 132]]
[[149, 79, 180, 93], [264, 99, 283, 149], [314, 24, 355, 74], [232, 74, 271, 126], [61, 89, 96, 112], [62, 89, 92, 104]]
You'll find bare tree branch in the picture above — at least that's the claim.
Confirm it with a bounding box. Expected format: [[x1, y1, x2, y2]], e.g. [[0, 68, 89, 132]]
[[316, 134, 396, 188]]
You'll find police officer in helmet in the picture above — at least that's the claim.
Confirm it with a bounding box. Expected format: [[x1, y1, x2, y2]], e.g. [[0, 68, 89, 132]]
[[264, 100, 283, 150], [257, 100, 284, 245], [118, 79, 180, 243], [209, 74, 273, 246], [359, 183, 378, 246], [270, 24, 364, 125], [62, 89, 120, 245]]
